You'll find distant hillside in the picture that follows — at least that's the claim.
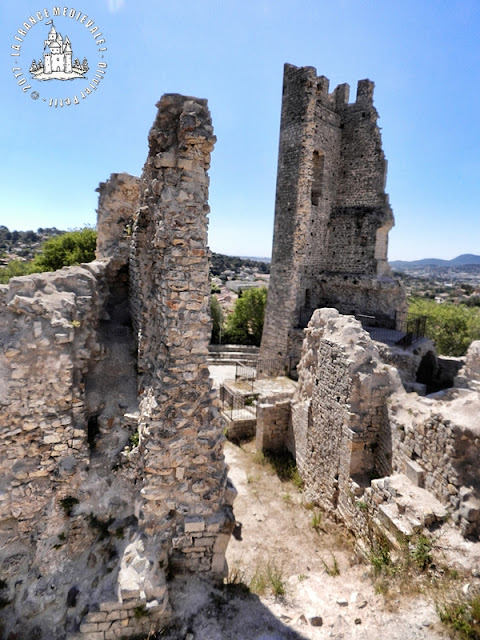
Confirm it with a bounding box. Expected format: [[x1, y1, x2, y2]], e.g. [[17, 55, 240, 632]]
[[450, 254, 480, 265], [239, 256, 271, 263], [210, 253, 270, 276], [0, 226, 66, 260], [390, 254, 480, 270]]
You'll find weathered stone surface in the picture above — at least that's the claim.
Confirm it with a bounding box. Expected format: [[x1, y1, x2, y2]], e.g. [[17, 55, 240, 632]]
[[96, 172, 141, 266], [455, 340, 480, 392], [0, 94, 234, 639], [259, 64, 406, 376], [405, 459, 425, 487], [290, 309, 397, 515], [130, 94, 234, 579], [285, 308, 480, 543]]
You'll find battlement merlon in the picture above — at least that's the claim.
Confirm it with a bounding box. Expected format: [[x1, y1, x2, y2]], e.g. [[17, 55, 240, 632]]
[[283, 64, 374, 112], [355, 78, 375, 106], [331, 82, 350, 109]]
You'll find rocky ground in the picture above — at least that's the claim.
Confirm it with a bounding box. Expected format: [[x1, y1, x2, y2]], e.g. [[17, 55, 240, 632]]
[[155, 438, 480, 640]]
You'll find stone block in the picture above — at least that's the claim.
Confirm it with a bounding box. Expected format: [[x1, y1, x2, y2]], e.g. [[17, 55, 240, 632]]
[[106, 610, 124, 621], [211, 552, 226, 574], [100, 602, 121, 612], [405, 460, 424, 488], [87, 612, 108, 623], [213, 533, 230, 554], [184, 516, 205, 533]]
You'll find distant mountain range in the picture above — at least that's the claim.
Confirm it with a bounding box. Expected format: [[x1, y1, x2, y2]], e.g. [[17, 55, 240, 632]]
[[390, 254, 480, 270], [240, 256, 271, 263]]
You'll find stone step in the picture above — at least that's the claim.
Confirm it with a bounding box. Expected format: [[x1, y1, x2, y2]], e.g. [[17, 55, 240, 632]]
[[372, 474, 448, 545], [207, 355, 258, 365], [209, 345, 259, 353]]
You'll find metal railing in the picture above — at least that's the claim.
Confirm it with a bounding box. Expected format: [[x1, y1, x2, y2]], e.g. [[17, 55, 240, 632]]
[[296, 307, 426, 347], [357, 313, 427, 347], [220, 386, 257, 421], [256, 357, 287, 378], [234, 357, 288, 386], [235, 361, 257, 387]]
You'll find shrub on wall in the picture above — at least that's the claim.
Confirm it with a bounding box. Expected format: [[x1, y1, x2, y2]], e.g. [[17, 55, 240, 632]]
[[0, 228, 97, 283]]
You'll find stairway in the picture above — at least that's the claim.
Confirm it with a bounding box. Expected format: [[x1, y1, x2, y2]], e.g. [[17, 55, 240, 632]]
[[208, 344, 259, 366]]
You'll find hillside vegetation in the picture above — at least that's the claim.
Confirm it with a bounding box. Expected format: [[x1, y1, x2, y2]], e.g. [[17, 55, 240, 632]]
[[409, 297, 480, 357], [0, 228, 97, 284]]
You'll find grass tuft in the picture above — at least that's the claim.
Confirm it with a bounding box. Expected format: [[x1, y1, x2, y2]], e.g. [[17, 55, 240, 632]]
[[267, 561, 287, 597], [437, 594, 480, 639], [322, 552, 340, 577], [310, 510, 322, 531]]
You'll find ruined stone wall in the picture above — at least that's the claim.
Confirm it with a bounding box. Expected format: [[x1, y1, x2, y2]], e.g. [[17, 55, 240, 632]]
[[0, 264, 145, 639], [0, 94, 234, 640], [259, 63, 406, 376], [259, 65, 319, 369], [256, 396, 291, 452], [96, 172, 140, 266], [289, 309, 480, 542], [223, 414, 257, 442], [307, 81, 342, 268], [130, 94, 235, 576], [290, 309, 394, 512], [388, 389, 480, 537], [0, 267, 105, 536], [455, 340, 480, 392], [0, 265, 171, 639], [309, 274, 406, 329]]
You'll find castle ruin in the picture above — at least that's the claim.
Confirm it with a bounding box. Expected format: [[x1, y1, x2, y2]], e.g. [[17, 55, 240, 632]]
[[253, 64, 480, 556], [259, 64, 406, 376], [1, 61, 480, 640], [0, 94, 234, 639]]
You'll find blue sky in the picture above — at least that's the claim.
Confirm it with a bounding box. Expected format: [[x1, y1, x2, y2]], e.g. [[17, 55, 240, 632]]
[[1, 0, 479, 260]]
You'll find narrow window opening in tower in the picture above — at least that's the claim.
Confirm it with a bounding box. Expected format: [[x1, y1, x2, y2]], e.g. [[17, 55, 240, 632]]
[[305, 288, 311, 307], [311, 150, 324, 206]]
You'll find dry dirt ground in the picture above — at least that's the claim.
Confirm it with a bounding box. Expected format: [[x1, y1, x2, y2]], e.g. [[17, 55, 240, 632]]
[[159, 439, 475, 640]]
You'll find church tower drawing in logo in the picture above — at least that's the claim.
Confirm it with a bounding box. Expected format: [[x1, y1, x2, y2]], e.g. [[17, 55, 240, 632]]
[[30, 21, 89, 81]]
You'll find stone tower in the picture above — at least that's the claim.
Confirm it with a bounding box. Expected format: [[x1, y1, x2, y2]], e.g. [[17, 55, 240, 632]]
[[259, 63, 406, 376]]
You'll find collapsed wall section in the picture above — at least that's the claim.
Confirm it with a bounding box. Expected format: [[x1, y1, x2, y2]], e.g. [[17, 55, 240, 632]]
[[290, 309, 480, 543], [388, 388, 480, 537], [0, 260, 171, 640], [455, 340, 480, 392], [291, 309, 394, 512], [0, 267, 105, 532], [96, 172, 141, 265]]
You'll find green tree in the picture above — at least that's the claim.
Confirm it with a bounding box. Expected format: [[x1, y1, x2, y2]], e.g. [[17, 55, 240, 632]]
[[33, 228, 97, 272], [0, 260, 37, 284], [224, 286, 267, 346], [409, 297, 480, 356], [0, 228, 97, 284], [210, 295, 224, 344], [465, 296, 480, 308]]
